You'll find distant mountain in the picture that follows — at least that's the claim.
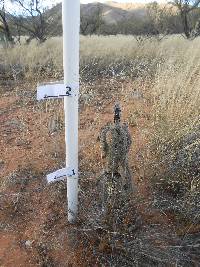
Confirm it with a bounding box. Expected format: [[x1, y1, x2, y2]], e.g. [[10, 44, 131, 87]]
[[80, 2, 148, 24], [105, 1, 147, 10], [44, 1, 178, 36], [104, 1, 149, 21], [45, 1, 151, 35]]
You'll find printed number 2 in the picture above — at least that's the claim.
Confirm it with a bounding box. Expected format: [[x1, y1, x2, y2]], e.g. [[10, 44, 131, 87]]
[[66, 86, 71, 95]]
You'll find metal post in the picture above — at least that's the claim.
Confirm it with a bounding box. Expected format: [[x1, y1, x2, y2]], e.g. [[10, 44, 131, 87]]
[[62, 0, 80, 223]]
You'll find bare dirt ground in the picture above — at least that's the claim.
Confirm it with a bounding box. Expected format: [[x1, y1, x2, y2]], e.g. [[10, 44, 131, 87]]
[[0, 79, 197, 266]]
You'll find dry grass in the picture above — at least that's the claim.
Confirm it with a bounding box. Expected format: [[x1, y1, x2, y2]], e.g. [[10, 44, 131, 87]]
[[1, 35, 199, 81], [1, 34, 200, 62], [144, 39, 200, 223], [151, 56, 200, 148]]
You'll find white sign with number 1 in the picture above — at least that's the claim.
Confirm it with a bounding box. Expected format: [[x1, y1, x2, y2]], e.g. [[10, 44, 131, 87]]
[[47, 168, 76, 183]]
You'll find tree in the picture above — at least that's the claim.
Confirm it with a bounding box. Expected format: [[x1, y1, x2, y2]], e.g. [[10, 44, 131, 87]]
[[146, 2, 163, 35], [146, 2, 181, 36], [11, 0, 49, 43], [80, 5, 105, 35], [172, 0, 200, 38], [0, 0, 14, 44]]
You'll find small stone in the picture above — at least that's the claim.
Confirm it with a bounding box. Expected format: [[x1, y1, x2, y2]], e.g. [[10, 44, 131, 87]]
[[5, 119, 24, 130], [25, 240, 33, 248], [0, 160, 4, 169], [130, 90, 143, 99]]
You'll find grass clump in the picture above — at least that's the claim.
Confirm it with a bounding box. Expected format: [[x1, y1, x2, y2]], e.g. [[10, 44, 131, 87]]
[[148, 52, 200, 222]]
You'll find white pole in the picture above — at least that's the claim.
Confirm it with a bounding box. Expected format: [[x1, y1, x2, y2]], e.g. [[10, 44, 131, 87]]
[[62, 0, 80, 223]]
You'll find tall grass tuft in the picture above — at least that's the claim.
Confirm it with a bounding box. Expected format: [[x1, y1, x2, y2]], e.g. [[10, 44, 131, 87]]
[[148, 49, 200, 221]]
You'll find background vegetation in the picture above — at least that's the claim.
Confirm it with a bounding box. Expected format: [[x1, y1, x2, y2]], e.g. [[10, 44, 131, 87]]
[[1, 0, 200, 46]]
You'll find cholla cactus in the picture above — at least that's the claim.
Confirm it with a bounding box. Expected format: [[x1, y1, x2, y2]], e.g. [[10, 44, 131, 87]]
[[10, 64, 24, 81], [99, 104, 133, 192]]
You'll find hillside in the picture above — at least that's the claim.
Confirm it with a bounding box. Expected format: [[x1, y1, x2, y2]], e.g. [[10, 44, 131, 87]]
[[44, 1, 180, 36], [45, 1, 150, 34], [81, 2, 148, 24], [1, 1, 181, 39]]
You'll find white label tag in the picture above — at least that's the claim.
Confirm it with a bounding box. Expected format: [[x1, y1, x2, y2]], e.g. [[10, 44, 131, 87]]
[[37, 81, 74, 100], [47, 167, 76, 183]]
